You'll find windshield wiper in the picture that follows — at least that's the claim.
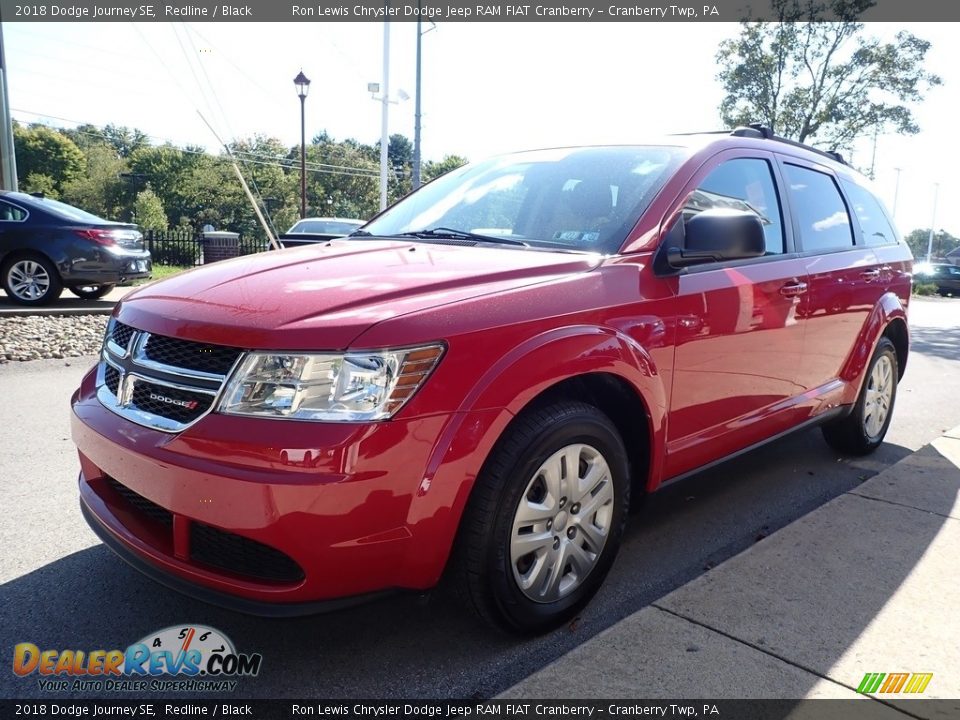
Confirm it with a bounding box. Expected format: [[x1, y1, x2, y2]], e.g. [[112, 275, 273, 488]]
[[347, 229, 373, 237], [394, 227, 529, 247]]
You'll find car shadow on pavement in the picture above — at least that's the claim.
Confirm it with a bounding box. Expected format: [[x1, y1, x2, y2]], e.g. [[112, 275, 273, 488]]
[[908, 325, 960, 363], [0, 430, 931, 702]]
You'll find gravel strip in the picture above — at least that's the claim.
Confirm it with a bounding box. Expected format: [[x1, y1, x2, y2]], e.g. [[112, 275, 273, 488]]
[[0, 315, 107, 363]]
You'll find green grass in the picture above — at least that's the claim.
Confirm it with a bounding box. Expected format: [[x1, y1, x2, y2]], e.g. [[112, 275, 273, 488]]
[[135, 264, 192, 285]]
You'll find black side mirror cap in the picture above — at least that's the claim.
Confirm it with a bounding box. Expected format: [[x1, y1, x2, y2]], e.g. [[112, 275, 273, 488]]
[[667, 209, 766, 268]]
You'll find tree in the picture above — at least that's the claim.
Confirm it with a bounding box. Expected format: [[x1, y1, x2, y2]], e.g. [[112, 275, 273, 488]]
[[903, 228, 959, 261], [21, 173, 59, 199], [61, 143, 129, 219], [133, 186, 168, 231], [13, 124, 85, 194], [422, 155, 468, 183], [716, 0, 941, 150], [100, 124, 150, 158]]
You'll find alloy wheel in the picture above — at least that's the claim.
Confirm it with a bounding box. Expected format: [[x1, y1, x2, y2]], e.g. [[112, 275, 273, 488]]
[[7, 260, 51, 302]]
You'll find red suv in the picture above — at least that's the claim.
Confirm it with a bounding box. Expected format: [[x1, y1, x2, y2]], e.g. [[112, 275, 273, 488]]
[[72, 128, 910, 633]]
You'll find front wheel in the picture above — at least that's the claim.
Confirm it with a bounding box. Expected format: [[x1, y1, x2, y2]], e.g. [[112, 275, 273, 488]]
[[822, 337, 898, 456], [454, 401, 630, 634], [70, 284, 116, 300]]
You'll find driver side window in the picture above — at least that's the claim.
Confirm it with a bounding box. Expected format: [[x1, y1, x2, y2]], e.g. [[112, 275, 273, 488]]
[[685, 158, 785, 255]]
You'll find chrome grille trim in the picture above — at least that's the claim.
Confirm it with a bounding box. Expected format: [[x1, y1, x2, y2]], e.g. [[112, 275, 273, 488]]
[[96, 319, 244, 434]]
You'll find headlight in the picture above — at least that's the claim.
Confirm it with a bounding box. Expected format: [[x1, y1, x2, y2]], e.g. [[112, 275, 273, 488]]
[[218, 344, 445, 421]]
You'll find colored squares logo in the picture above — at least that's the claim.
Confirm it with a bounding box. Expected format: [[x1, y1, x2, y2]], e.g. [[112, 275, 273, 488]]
[[857, 672, 933, 694]]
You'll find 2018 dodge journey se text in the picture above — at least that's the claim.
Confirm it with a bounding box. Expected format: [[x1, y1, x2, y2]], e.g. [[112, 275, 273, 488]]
[[72, 127, 911, 633]]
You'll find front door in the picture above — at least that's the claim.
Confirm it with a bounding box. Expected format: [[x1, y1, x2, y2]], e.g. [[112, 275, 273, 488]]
[[663, 153, 810, 479]]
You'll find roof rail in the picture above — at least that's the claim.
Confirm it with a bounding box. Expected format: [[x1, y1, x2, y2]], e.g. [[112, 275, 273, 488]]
[[668, 130, 733, 136], [731, 123, 847, 166]]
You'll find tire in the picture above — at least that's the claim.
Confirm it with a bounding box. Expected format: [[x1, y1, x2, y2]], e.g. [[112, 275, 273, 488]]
[[822, 337, 898, 456], [2, 254, 63, 306], [454, 401, 630, 634], [69, 284, 116, 300]]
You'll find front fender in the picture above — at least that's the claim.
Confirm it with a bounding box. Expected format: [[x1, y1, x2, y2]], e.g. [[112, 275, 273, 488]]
[[398, 326, 667, 585]]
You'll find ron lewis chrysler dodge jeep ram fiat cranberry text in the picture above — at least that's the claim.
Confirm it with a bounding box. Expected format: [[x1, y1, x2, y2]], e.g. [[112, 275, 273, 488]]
[[72, 127, 911, 633]]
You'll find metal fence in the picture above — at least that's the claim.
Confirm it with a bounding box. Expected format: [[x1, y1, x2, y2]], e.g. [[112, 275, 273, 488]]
[[144, 230, 270, 267]]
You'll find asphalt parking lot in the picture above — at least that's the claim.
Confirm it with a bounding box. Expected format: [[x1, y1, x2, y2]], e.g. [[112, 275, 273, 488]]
[[2, 297, 959, 700]]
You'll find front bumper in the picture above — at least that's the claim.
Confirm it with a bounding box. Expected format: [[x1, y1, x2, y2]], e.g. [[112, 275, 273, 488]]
[[71, 367, 482, 609]]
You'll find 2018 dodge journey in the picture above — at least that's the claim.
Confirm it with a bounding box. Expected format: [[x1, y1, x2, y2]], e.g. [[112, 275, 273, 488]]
[[72, 127, 911, 633]]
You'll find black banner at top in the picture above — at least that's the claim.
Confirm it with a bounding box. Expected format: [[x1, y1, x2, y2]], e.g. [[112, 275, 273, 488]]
[[0, 0, 956, 22]]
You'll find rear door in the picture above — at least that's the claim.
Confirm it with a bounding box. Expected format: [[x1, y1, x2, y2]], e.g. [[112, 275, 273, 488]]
[[663, 151, 811, 479], [778, 160, 880, 392]]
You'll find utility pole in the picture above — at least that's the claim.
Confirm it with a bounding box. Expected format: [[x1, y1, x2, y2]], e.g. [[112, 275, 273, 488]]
[[925, 182, 939, 263], [379, 14, 390, 211], [412, 10, 423, 191], [0, 10, 18, 191]]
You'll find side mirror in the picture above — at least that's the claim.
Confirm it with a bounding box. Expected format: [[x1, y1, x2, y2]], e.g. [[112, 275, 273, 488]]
[[666, 209, 766, 268]]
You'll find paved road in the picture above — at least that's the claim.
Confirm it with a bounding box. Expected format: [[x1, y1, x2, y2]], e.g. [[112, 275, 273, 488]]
[[1, 297, 958, 700], [0, 286, 134, 316]]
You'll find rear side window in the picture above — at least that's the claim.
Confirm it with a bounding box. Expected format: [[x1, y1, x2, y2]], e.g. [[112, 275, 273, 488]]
[[782, 164, 854, 252], [685, 158, 784, 255], [0, 200, 27, 222], [841, 180, 898, 246]]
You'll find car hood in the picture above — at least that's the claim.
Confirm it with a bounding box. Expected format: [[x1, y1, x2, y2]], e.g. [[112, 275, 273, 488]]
[[117, 240, 601, 350]]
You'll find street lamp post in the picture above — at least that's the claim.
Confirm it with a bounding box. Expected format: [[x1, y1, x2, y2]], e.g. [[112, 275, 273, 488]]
[[294, 70, 311, 219]]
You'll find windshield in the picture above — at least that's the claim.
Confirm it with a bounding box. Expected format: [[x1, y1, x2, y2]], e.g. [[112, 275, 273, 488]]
[[289, 219, 363, 234], [362, 146, 686, 254]]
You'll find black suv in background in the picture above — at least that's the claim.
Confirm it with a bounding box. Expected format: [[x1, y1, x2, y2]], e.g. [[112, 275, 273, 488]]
[[0, 191, 152, 305], [918, 262, 960, 296]]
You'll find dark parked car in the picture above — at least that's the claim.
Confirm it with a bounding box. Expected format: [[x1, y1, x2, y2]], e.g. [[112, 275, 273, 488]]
[[73, 127, 910, 633], [0, 191, 151, 305], [918, 262, 960, 296], [279, 217, 365, 248]]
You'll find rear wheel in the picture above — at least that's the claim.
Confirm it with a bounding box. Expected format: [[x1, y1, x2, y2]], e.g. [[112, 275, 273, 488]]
[[2, 255, 63, 306], [454, 401, 630, 634], [822, 337, 898, 456], [69, 284, 115, 300]]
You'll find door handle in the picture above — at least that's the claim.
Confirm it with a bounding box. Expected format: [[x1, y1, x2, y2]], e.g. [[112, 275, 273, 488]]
[[861, 268, 881, 280], [779, 281, 808, 297]]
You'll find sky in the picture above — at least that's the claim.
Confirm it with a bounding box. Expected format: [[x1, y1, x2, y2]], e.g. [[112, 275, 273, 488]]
[[2, 21, 958, 236]]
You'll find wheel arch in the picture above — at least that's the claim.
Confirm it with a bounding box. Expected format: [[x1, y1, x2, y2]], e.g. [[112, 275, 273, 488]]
[[403, 326, 666, 586], [882, 316, 909, 379], [838, 291, 909, 396]]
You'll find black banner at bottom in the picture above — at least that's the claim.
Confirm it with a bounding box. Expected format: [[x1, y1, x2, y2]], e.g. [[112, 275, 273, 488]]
[[3, 699, 960, 720]]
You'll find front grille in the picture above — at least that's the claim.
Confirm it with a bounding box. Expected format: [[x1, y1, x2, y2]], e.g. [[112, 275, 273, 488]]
[[111, 321, 135, 350], [105, 476, 173, 528], [191, 523, 304, 584], [130, 382, 211, 424], [97, 322, 244, 433], [142, 334, 242, 376], [104, 365, 120, 396]]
